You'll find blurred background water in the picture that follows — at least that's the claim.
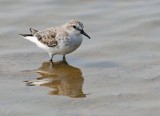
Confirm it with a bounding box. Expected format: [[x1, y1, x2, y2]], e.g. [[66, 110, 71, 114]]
[[1, 0, 160, 116]]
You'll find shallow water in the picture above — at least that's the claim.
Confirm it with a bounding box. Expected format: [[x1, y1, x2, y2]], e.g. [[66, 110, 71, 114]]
[[1, 0, 160, 116], [25, 61, 86, 98]]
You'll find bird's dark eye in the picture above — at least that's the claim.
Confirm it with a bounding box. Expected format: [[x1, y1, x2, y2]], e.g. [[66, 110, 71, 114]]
[[73, 25, 76, 29]]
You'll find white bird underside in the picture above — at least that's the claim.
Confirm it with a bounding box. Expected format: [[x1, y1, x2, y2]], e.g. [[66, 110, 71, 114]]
[[22, 34, 82, 56]]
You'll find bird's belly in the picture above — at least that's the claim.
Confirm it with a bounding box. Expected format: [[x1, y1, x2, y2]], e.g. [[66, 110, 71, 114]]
[[56, 36, 83, 55], [34, 35, 83, 55]]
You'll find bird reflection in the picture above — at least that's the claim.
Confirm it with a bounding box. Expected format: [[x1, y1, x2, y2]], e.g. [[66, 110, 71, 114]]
[[25, 60, 86, 98]]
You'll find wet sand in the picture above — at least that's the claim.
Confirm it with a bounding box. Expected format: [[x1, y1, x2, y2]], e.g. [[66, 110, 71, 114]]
[[1, 0, 160, 116]]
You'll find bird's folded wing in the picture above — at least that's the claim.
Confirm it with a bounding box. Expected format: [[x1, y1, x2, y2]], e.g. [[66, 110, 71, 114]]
[[35, 30, 58, 47]]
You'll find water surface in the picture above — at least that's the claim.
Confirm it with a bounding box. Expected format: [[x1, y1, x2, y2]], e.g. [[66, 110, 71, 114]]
[[1, 0, 160, 116]]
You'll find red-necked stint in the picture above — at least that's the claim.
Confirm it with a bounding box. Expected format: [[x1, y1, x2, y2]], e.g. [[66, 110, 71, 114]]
[[19, 20, 90, 61]]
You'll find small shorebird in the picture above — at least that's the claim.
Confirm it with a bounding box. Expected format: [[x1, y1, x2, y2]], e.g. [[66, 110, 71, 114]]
[[19, 20, 90, 61]]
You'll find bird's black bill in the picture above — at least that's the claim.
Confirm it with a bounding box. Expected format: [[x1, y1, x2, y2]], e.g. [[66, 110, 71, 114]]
[[81, 29, 90, 39]]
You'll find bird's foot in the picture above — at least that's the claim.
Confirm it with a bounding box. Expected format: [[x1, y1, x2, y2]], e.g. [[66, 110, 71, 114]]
[[49, 59, 53, 62], [49, 59, 54, 67], [49, 55, 54, 62], [63, 55, 66, 62]]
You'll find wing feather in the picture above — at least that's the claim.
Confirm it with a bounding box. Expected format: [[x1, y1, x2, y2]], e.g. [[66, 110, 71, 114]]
[[34, 28, 58, 47]]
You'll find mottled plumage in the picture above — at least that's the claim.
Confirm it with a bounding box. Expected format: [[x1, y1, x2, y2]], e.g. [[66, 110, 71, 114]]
[[20, 19, 90, 61]]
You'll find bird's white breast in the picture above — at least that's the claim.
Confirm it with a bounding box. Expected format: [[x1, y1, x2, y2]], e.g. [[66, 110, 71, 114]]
[[56, 34, 83, 55]]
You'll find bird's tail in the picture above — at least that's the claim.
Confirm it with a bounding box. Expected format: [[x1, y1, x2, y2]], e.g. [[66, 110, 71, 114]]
[[19, 28, 38, 43], [19, 34, 33, 37], [19, 33, 37, 43]]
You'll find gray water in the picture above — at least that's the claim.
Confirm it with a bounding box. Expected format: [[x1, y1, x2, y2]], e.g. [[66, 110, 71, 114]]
[[1, 0, 160, 116]]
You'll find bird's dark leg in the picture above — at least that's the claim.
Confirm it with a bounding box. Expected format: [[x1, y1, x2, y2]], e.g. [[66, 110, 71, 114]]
[[49, 55, 54, 62], [62, 55, 68, 64], [63, 55, 66, 61]]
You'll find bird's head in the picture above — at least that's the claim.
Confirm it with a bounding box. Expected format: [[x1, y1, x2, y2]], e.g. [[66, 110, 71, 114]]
[[64, 20, 90, 39]]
